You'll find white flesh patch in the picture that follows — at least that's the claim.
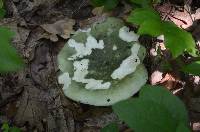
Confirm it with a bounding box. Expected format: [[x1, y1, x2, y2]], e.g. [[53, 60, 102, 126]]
[[78, 28, 91, 36], [78, 28, 91, 33], [73, 59, 111, 90], [157, 35, 164, 41], [58, 72, 72, 90], [68, 35, 104, 60], [119, 26, 139, 42], [111, 43, 141, 80], [112, 45, 117, 50]]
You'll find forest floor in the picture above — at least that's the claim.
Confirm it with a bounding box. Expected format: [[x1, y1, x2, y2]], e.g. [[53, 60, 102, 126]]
[[0, 0, 200, 131]]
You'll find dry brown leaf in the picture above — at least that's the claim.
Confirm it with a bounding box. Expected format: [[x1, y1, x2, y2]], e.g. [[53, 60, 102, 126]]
[[193, 122, 200, 131], [160, 73, 182, 90], [150, 70, 163, 85], [41, 18, 75, 41], [157, 3, 200, 29], [79, 14, 109, 29], [169, 9, 194, 29], [92, 6, 104, 16], [193, 8, 200, 20]]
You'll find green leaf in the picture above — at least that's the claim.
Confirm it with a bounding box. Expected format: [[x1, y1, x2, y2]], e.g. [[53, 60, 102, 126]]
[[140, 85, 188, 124], [10, 127, 21, 132], [1, 123, 9, 132], [162, 21, 197, 58], [90, 0, 119, 10], [0, 27, 24, 73], [138, 19, 162, 37], [113, 98, 176, 132], [101, 123, 119, 132], [0, 0, 3, 8], [0, 0, 5, 19], [0, 8, 5, 18], [127, 8, 161, 25], [152, 0, 161, 4], [90, 0, 105, 6], [182, 61, 200, 76], [160, 60, 172, 71], [104, 0, 119, 10], [130, 0, 152, 7], [130, 0, 161, 6], [176, 122, 191, 132]]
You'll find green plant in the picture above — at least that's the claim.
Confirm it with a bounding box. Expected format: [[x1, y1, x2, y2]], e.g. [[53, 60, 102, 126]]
[[101, 85, 190, 132], [127, 1, 200, 74], [0, 0, 5, 18], [127, 7, 196, 58], [1, 122, 21, 132], [0, 27, 24, 73], [0, 0, 24, 73], [181, 61, 200, 76], [90, 0, 119, 10], [101, 122, 119, 132]]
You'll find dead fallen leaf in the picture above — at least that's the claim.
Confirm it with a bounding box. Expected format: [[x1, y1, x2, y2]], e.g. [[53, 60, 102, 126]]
[[193, 122, 200, 131], [41, 18, 75, 41], [189, 98, 200, 123], [92, 6, 104, 16], [160, 73, 182, 90], [156, 3, 198, 28], [79, 14, 109, 29], [192, 8, 200, 20], [192, 22, 200, 41], [150, 70, 163, 85], [169, 8, 194, 29], [84, 113, 118, 128]]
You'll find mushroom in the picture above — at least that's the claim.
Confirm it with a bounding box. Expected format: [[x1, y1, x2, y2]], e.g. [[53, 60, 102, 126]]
[[58, 17, 148, 106]]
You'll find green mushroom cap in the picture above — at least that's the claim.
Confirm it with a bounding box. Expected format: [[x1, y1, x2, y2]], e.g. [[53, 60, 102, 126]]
[[58, 17, 148, 106]]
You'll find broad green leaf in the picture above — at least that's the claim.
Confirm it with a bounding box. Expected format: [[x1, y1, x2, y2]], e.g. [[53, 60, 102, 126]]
[[9, 127, 21, 132], [0, 0, 3, 8], [182, 61, 200, 76], [127, 8, 160, 25], [0, 0, 5, 19], [140, 85, 188, 124], [160, 60, 172, 71], [127, 8, 196, 58], [162, 21, 196, 58], [130, 0, 161, 7], [101, 123, 119, 132], [138, 19, 162, 37], [90, 0, 119, 10], [113, 98, 176, 132], [153, 0, 161, 4], [104, 0, 119, 10], [0, 27, 24, 73], [90, 0, 105, 6], [0, 8, 5, 18], [1, 123, 9, 132], [130, 0, 152, 7], [176, 122, 191, 132]]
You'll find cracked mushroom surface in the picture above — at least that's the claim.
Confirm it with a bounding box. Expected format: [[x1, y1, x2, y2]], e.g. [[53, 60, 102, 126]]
[[58, 17, 148, 106]]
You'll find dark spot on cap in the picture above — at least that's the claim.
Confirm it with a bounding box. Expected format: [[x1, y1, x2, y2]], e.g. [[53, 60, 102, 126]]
[[127, 46, 132, 49], [107, 99, 111, 102], [135, 59, 138, 62], [105, 61, 109, 65]]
